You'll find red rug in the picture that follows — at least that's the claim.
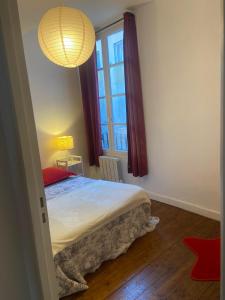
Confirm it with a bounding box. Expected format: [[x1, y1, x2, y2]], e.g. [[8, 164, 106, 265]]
[[183, 237, 220, 281]]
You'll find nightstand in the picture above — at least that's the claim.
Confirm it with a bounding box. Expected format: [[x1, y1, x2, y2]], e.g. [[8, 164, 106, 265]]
[[56, 155, 84, 176]]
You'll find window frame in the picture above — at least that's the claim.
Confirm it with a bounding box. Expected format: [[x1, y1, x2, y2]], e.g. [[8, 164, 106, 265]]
[[96, 21, 128, 158]]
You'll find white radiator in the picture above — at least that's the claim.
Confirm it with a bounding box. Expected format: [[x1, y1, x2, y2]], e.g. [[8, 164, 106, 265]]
[[99, 156, 122, 182]]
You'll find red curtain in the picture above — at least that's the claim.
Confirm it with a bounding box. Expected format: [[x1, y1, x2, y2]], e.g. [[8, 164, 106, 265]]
[[79, 50, 103, 166], [124, 12, 148, 177]]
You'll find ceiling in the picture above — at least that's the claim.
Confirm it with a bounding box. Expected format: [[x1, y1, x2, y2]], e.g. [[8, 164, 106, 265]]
[[17, 0, 151, 33]]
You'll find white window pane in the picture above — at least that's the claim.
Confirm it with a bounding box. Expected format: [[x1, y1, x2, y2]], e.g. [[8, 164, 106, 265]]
[[96, 40, 103, 69], [112, 96, 127, 123], [101, 125, 109, 150], [99, 98, 107, 124], [96, 28, 128, 153], [107, 30, 124, 65], [113, 125, 128, 151], [97, 70, 105, 97], [110, 64, 125, 95]]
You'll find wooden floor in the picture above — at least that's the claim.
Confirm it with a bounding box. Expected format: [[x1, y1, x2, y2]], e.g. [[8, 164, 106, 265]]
[[63, 201, 220, 300]]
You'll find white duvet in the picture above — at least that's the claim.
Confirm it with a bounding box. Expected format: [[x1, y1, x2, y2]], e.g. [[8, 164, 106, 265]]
[[45, 176, 151, 255]]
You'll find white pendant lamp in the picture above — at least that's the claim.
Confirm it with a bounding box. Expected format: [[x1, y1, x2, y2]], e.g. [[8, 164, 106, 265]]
[[38, 6, 95, 68]]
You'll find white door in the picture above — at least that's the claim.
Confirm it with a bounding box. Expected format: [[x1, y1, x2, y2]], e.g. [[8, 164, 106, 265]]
[[0, 0, 58, 299]]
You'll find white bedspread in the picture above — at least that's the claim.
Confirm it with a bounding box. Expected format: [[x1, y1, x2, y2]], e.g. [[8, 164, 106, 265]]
[[45, 176, 151, 255]]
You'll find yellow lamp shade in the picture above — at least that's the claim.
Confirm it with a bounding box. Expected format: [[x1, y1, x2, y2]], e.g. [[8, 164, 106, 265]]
[[38, 6, 95, 68], [56, 136, 74, 150]]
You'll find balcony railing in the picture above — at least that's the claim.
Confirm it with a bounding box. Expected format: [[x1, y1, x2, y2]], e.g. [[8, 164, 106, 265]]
[[101, 131, 128, 152]]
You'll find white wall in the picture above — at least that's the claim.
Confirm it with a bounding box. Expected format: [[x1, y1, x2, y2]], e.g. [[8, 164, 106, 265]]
[[22, 30, 88, 169], [119, 0, 221, 219]]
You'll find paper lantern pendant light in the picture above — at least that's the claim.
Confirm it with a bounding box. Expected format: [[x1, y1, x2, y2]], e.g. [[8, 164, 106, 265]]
[[38, 6, 95, 68]]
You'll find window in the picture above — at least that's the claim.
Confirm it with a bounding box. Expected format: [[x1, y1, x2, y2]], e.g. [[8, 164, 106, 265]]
[[113, 40, 123, 63], [96, 27, 128, 154]]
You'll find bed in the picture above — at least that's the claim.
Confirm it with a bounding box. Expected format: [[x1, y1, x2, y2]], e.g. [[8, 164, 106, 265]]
[[45, 175, 158, 298]]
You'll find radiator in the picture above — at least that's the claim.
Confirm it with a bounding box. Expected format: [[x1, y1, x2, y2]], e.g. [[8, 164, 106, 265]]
[[99, 156, 122, 182]]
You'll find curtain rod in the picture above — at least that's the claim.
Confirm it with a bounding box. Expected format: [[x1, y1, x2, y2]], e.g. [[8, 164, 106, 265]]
[[95, 17, 124, 34]]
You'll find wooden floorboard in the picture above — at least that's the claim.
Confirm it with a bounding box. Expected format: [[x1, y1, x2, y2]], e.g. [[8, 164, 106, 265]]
[[63, 201, 220, 300]]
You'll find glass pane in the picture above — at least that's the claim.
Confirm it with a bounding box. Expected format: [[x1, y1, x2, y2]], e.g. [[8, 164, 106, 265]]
[[110, 64, 125, 95], [113, 125, 128, 151], [112, 96, 127, 123], [101, 125, 109, 150], [107, 30, 124, 65], [99, 98, 107, 124], [97, 70, 105, 97], [96, 40, 103, 69]]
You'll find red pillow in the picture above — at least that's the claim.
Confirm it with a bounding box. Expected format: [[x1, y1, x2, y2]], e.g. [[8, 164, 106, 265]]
[[42, 167, 75, 186]]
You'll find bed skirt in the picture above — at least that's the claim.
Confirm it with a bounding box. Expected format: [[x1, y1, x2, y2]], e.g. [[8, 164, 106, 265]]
[[54, 203, 158, 298]]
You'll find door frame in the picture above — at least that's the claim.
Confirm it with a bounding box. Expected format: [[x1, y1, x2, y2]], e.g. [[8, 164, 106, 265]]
[[222, 1, 225, 298], [0, 0, 58, 299]]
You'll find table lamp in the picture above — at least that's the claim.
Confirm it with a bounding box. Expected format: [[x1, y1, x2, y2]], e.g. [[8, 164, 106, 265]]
[[56, 136, 74, 151]]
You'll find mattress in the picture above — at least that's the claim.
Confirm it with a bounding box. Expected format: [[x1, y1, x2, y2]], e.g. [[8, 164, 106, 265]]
[[45, 176, 151, 255]]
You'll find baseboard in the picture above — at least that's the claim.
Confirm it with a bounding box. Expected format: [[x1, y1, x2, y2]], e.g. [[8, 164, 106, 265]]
[[147, 191, 220, 221]]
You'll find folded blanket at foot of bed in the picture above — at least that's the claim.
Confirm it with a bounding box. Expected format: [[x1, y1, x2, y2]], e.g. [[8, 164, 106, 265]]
[[54, 203, 158, 298]]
